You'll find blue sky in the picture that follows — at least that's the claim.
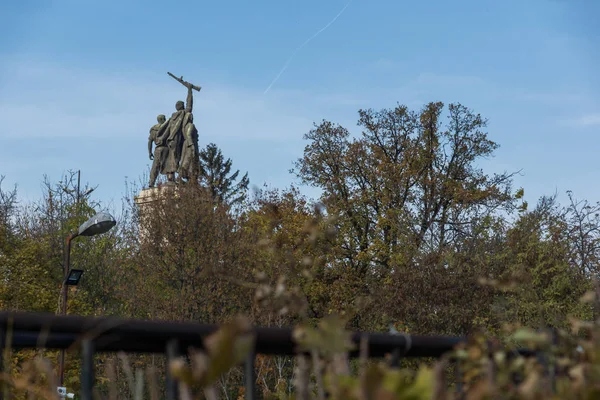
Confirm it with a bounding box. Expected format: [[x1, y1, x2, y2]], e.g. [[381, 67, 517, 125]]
[[1, 0, 599, 214]]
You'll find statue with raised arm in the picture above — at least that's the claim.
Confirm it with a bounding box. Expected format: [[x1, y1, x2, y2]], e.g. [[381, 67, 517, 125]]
[[154, 72, 202, 183], [148, 114, 168, 187], [178, 113, 200, 182]]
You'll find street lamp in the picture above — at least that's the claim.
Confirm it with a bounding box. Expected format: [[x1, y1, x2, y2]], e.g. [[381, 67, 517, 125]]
[[58, 211, 116, 387]]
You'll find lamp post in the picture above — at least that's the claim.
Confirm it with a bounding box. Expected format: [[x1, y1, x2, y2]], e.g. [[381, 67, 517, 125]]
[[58, 211, 116, 387]]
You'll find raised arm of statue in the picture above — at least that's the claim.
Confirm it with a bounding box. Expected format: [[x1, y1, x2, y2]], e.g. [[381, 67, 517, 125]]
[[167, 72, 200, 114], [185, 85, 193, 114]]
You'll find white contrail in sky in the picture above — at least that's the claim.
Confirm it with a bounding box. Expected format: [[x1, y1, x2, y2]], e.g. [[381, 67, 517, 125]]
[[263, 0, 353, 95]]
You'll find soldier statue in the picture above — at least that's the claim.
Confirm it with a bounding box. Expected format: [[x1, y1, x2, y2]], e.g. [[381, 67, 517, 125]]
[[178, 113, 200, 181], [148, 72, 201, 187], [148, 114, 167, 188]]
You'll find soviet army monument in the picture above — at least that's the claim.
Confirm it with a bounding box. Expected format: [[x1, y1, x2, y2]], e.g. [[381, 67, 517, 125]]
[[136, 72, 202, 242], [148, 72, 201, 188]]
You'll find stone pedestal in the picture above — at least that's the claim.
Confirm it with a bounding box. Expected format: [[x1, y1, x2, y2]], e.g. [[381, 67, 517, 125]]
[[134, 184, 178, 243]]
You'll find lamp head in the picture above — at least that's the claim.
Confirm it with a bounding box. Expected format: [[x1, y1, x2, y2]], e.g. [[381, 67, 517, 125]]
[[78, 211, 116, 237]]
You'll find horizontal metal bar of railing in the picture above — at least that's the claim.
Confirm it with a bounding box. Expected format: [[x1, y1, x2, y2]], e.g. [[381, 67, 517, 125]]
[[0, 311, 465, 358]]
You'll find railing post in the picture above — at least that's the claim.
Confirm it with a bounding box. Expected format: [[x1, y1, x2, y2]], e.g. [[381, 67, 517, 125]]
[[550, 328, 557, 394], [81, 339, 95, 400], [390, 348, 402, 368], [0, 323, 4, 400], [244, 352, 257, 400], [537, 328, 557, 394], [455, 361, 464, 399], [166, 339, 180, 400], [388, 329, 411, 369]]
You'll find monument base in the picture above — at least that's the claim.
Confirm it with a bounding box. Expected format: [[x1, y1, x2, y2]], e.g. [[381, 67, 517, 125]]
[[135, 184, 179, 205], [134, 184, 179, 244]]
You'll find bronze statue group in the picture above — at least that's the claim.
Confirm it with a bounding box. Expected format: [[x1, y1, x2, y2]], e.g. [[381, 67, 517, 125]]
[[148, 73, 201, 187]]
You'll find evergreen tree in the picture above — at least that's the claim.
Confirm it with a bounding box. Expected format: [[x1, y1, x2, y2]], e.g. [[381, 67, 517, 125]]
[[199, 143, 249, 206]]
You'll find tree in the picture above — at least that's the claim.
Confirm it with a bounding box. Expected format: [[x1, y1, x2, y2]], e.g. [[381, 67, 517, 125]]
[[292, 102, 521, 333], [294, 102, 517, 272], [121, 182, 255, 323], [0, 172, 103, 313], [0, 176, 19, 310], [495, 195, 593, 329], [562, 191, 600, 277], [199, 143, 249, 206], [0, 172, 130, 395]]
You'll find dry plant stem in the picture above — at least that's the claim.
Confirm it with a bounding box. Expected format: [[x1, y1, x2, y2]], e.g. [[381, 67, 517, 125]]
[[325, 363, 339, 398], [582, 363, 589, 395], [218, 372, 234, 400], [432, 359, 448, 400], [146, 366, 160, 400], [106, 359, 118, 400], [134, 369, 144, 400], [359, 335, 369, 400], [118, 352, 136, 396], [178, 381, 193, 400], [190, 350, 209, 381], [3, 320, 13, 400], [0, 373, 10, 400], [594, 278, 600, 321], [311, 349, 326, 400], [34, 356, 58, 400], [204, 385, 220, 400], [26, 380, 35, 400], [328, 353, 349, 397], [332, 353, 350, 376], [487, 344, 496, 397], [294, 354, 310, 400]]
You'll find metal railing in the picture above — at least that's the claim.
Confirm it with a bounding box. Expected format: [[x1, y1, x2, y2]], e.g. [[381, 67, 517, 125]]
[[0, 311, 469, 400]]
